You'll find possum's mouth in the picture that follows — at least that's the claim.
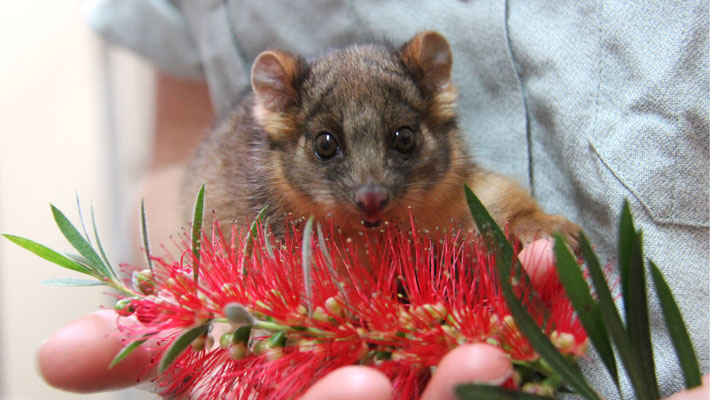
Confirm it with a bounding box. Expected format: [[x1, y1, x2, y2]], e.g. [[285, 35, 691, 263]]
[[360, 213, 383, 228]]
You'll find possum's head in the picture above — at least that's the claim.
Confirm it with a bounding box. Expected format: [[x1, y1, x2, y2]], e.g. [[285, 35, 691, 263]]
[[250, 31, 472, 231]]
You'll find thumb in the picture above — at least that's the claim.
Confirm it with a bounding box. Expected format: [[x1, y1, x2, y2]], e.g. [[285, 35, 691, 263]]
[[37, 310, 157, 393], [421, 343, 512, 400]]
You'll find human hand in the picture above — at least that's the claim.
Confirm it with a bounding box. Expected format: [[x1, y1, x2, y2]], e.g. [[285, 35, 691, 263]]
[[665, 375, 710, 400], [37, 313, 511, 399], [37, 240, 543, 396], [301, 343, 512, 400], [38, 310, 157, 392]]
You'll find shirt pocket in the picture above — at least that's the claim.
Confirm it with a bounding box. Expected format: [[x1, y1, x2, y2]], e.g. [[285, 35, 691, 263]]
[[589, 116, 708, 228]]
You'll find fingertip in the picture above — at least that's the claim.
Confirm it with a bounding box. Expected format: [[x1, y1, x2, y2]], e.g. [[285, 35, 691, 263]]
[[301, 366, 392, 400], [38, 311, 152, 393], [422, 343, 512, 400], [518, 237, 555, 286]]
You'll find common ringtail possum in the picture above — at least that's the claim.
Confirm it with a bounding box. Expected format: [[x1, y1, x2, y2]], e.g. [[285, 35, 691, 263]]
[[185, 31, 579, 247]]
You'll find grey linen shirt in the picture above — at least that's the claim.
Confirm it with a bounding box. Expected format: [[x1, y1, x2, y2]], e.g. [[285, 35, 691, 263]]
[[86, 1, 709, 398]]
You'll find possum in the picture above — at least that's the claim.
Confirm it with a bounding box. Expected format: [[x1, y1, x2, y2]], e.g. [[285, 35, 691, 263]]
[[184, 31, 579, 246]]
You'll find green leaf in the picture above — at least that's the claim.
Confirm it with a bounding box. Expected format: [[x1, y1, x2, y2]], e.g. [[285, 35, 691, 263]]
[[555, 234, 619, 390], [109, 335, 155, 369], [2, 234, 94, 276], [624, 230, 659, 398], [582, 231, 650, 399], [140, 199, 154, 275], [191, 184, 206, 282], [464, 185, 601, 400], [267, 330, 286, 348], [241, 205, 269, 275], [51, 204, 111, 279], [317, 223, 348, 304], [158, 324, 210, 373], [232, 325, 252, 344], [455, 384, 554, 399], [302, 216, 315, 317], [75, 193, 92, 245], [224, 303, 254, 326], [262, 218, 275, 259], [90, 204, 117, 280], [649, 261, 702, 389], [41, 278, 105, 286], [618, 200, 634, 320]]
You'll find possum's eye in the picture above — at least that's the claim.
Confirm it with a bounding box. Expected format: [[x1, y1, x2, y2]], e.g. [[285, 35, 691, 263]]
[[392, 127, 416, 153], [313, 132, 339, 160]]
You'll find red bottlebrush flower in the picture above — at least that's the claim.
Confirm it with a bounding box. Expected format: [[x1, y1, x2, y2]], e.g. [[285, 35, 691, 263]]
[[113, 218, 588, 400]]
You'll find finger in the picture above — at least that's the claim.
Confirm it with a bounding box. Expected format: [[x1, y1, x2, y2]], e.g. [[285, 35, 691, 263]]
[[421, 343, 512, 400], [37, 310, 156, 393], [518, 237, 555, 286], [665, 375, 710, 400], [300, 366, 392, 400]]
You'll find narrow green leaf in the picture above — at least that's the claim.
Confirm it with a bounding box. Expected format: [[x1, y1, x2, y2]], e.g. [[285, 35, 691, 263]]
[[240, 205, 269, 275], [456, 384, 554, 399], [41, 278, 105, 286], [302, 216, 315, 317], [75, 193, 92, 245], [554, 234, 619, 390], [650, 261, 702, 389], [90, 204, 117, 280], [580, 230, 650, 399], [191, 184, 205, 282], [224, 303, 254, 326], [139, 200, 154, 275], [158, 324, 210, 373], [464, 185, 601, 400], [232, 325, 252, 344], [618, 200, 634, 321], [317, 223, 348, 305], [51, 204, 111, 279], [625, 231, 659, 398], [109, 335, 155, 369], [267, 331, 286, 348], [2, 234, 94, 276], [262, 218, 275, 259]]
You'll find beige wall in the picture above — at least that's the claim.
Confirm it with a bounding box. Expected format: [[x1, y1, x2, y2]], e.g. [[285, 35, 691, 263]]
[[0, 3, 156, 399]]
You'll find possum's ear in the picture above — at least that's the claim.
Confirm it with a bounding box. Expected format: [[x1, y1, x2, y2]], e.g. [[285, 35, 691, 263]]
[[399, 31, 453, 95], [251, 51, 301, 113]]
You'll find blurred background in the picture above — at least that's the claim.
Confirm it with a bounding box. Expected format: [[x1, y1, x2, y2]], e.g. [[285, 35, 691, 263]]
[[0, 2, 158, 399]]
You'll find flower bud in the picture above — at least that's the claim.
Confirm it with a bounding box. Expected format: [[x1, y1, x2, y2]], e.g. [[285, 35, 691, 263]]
[[486, 337, 501, 347], [224, 303, 254, 326], [252, 340, 267, 356], [503, 315, 516, 330], [114, 298, 135, 317], [132, 269, 155, 295], [220, 331, 234, 349], [324, 296, 343, 317], [229, 342, 248, 360], [265, 347, 284, 361], [521, 383, 554, 396], [204, 334, 214, 351], [191, 333, 208, 351], [550, 331, 575, 353], [312, 306, 329, 323]]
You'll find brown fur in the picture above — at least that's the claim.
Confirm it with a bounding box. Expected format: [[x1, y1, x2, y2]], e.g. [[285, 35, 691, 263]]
[[184, 31, 579, 246]]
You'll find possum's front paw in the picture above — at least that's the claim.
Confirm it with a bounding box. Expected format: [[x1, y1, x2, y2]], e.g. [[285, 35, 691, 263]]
[[510, 213, 580, 252]]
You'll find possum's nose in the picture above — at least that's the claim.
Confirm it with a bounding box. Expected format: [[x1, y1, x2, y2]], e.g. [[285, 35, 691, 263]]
[[354, 184, 390, 215]]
